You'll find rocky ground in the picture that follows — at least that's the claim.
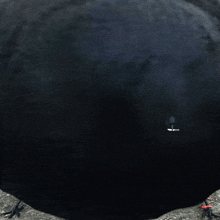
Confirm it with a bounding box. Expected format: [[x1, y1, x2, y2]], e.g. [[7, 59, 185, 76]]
[[154, 189, 220, 220]]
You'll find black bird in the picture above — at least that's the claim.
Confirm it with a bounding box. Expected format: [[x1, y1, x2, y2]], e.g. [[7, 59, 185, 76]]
[[1, 200, 23, 219]]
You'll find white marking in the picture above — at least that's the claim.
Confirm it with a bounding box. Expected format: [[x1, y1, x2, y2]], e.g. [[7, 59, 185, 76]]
[[167, 129, 180, 131]]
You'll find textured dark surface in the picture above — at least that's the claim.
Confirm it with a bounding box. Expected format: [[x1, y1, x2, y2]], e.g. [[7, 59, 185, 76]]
[[0, 0, 220, 219], [2, 137, 220, 219]]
